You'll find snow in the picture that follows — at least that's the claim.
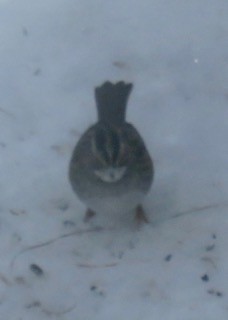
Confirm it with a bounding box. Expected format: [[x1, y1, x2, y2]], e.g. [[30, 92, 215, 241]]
[[1, 0, 228, 319]]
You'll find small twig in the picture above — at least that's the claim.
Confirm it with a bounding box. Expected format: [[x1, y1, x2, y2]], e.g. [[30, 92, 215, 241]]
[[0, 107, 16, 119], [10, 209, 26, 216], [0, 274, 12, 286], [155, 201, 228, 224], [201, 256, 217, 270], [77, 262, 118, 269], [42, 302, 77, 317], [10, 226, 112, 270], [171, 202, 228, 219]]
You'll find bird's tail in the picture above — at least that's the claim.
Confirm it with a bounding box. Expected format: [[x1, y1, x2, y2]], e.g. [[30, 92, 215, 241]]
[[95, 81, 133, 126]]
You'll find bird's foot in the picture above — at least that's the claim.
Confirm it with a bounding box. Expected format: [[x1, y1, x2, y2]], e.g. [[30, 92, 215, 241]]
[[83, 208, 96, 223], [135, 205, 149, 227]]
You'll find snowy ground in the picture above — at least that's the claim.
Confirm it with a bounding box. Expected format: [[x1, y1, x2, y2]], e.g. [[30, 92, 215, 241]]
[[1, 0, 228, 319]]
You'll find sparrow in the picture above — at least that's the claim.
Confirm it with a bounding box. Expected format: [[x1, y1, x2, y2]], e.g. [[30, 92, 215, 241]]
[[69, 81, 154, 223]]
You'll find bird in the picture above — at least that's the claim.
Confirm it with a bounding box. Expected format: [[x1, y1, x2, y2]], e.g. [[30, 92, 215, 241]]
[[69, 81, 154, 224]]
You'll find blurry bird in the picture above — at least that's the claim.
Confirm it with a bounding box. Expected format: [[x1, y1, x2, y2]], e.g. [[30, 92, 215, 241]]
[[69, 81, 153, 223]]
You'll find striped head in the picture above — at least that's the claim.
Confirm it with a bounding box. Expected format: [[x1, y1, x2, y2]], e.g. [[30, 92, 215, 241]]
[[92, 124, 127, 183]]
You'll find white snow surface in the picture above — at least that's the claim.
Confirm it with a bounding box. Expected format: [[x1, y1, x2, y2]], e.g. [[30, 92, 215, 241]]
[[1, 0, 228, 319]]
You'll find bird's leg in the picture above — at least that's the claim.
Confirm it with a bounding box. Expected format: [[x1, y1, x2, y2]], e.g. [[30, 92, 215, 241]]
[[83, 208, 96, 223], [135, 205, 149, 225]]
